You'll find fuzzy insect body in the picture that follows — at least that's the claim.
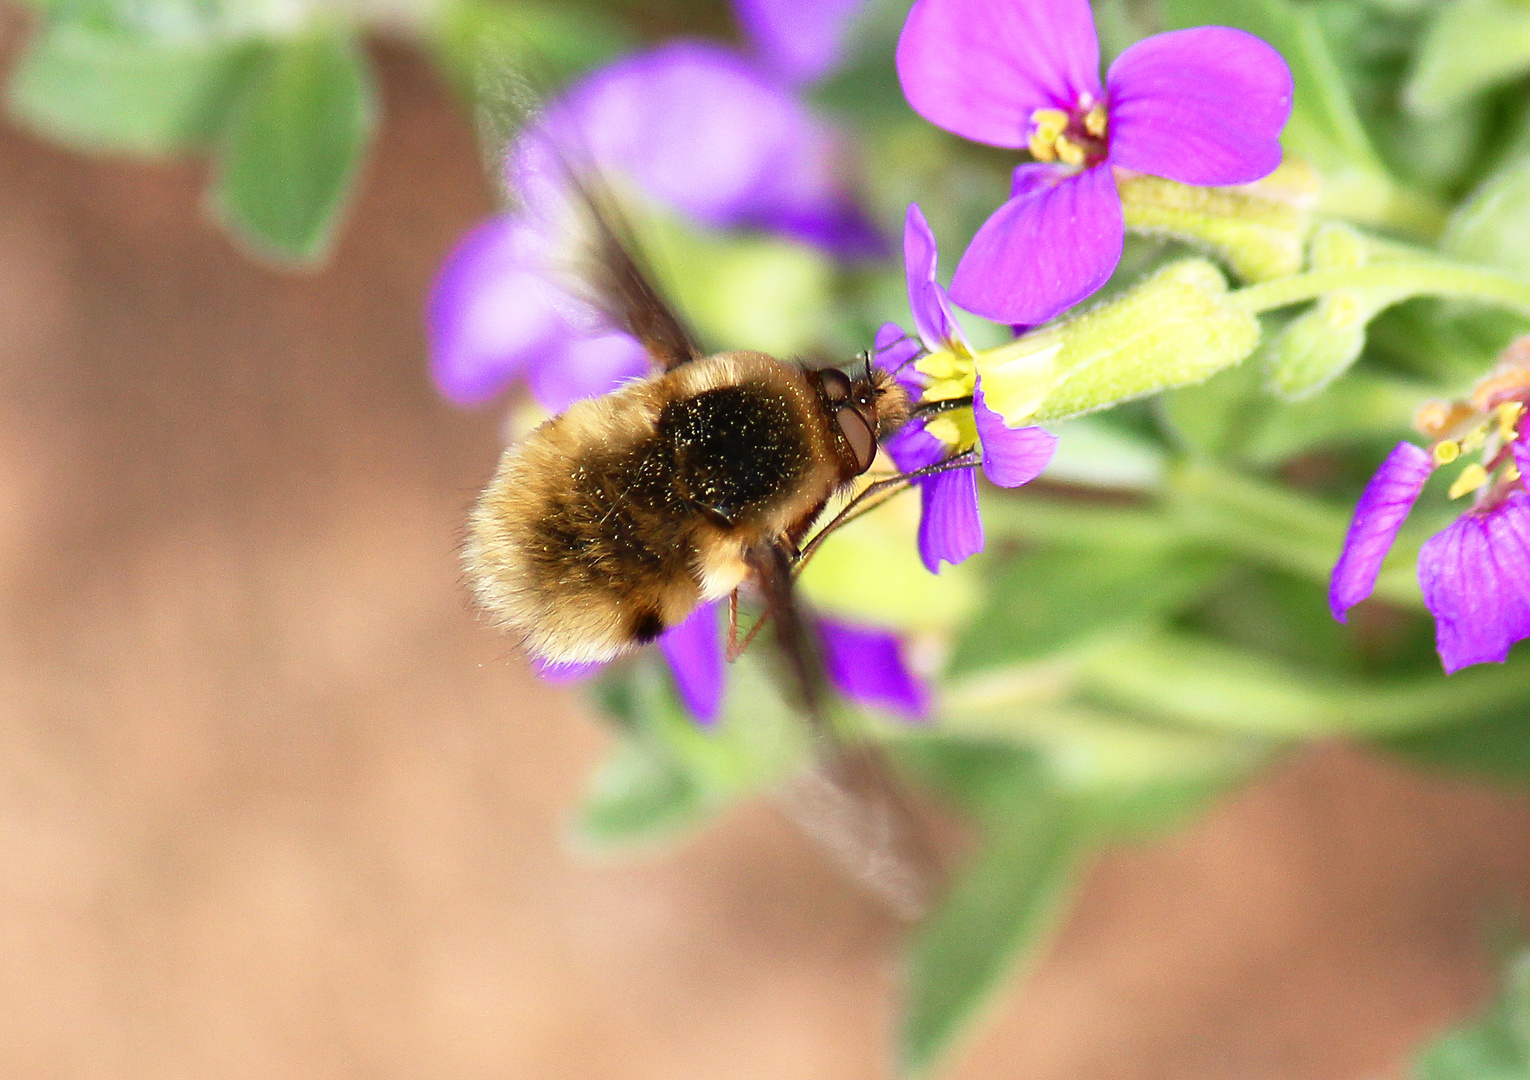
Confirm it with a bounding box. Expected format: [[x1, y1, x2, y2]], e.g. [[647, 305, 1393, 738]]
[[466, 350, 908, 665]]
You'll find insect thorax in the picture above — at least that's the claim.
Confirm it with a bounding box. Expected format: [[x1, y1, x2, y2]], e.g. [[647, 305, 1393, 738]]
[[660, 383, 817, 529]]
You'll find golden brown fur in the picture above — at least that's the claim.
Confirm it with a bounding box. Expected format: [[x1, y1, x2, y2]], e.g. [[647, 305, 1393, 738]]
[[465, 351, 887, 665]]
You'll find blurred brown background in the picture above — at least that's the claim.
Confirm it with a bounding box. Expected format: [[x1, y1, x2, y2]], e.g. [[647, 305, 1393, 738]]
[[4, 14, 1530, 1078]]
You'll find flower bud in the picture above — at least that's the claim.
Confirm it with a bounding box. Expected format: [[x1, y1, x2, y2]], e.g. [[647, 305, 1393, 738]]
[[1264, 223, 1411, 400], [1116, 160, 1318, 283], [976, 259, 1262, 425]]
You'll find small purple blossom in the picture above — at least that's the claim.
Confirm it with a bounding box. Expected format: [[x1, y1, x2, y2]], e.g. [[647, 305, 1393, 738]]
[[885, 204, 1057, 572], [658, 600, 727, 722], [549, 599, 929, 725], [734, 0, 868, 87], [429, 37, 880, 410], [819, 617, 931, 720], [1329, 442, 1434, 623], [1330, 347, 1530, 673], [1419, 488, 1530, 673], [896, 0, 1293, 324]]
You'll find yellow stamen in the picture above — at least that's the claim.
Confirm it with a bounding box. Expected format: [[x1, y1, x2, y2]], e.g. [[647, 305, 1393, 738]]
[[1028, 108, 1068, 163], [1498, 400, 1525, 442], [1031, 107, 1068, 133], [1433, 440, 1460, 465], [1083, 104, 1108, 138], [1461, 423, 1488, 453], [1053, 134, 1085, 166], [1449, 463, 1490, 500], [914, 350, 964, 380], [1507, 463, 1523, 483]]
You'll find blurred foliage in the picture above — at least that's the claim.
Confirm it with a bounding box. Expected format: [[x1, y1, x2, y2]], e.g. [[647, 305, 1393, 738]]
[[14, 0, 1530, 1077], [1413, 946, 1530, 1080]]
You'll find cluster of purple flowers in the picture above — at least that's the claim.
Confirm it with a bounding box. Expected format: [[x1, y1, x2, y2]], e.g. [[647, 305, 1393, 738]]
[[435, 0, 927, 722], [1331, 340, 1530, 673], [896, 0, 1292, 325], [431, 0, 1305, 713]]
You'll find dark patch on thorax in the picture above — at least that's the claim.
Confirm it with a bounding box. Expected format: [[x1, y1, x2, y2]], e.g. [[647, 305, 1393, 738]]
[[659, 384, 814, 527]]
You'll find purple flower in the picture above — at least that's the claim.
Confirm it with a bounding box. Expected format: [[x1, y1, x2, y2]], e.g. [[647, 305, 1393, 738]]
[[1330, 349, 1530, 673], [896, 0, 1293, 324], [515, 41, 882, 257], [885, 204, 1057, 572], [735, 0, 868, 86], [430, 39, 880, 410], [1329, 442, 1434, 623], [1420, 486, 1530, 674], [550, 599, 929, 725], [819, 617, 931, 720]]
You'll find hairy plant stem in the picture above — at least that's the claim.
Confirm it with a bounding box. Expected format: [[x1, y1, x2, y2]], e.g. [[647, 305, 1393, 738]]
[[1228, 260, 1530, 317]]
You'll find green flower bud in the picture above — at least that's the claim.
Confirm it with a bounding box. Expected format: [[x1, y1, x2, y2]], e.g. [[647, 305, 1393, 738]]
[[976, 259, 1262, 425], [1264, 223, 1414, 400], [1117, 161, 1317, 283]]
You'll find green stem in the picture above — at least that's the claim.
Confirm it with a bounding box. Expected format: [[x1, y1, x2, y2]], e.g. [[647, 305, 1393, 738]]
[[1228, 261, 1530, 317]]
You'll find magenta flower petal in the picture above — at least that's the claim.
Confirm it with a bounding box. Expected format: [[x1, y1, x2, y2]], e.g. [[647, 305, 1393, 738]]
[[904, 203, 968, 353], [428, 215, 566, 406], [891, 423, 983, 571], [658, 600, 725, 724], [874, 321, 922, 375], [1420, 490, 1530, 672], [818, 617, 931, 721], [1329, 441, 1434, 622], [974, 384, 1057, 486], [1105, 27, 1293, 187], [526, 332, 651, 413], [522, 41, 876, 258], [919, 465, 984, 571], [897, 0, 1102, 148], [734, 0, 865, 86], [886, 417, 945, 473], [950, 164, 1123, 325]]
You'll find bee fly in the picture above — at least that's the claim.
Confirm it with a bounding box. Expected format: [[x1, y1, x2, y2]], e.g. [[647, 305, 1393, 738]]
[[463, 172, 974, 915]]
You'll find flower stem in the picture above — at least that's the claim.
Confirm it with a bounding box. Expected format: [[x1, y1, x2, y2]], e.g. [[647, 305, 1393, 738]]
[[1227, 261, 1530, 317]]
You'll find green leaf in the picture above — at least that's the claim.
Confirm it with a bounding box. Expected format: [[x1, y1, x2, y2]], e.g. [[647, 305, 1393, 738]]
[[1406, 0, 1530, 117], [1039, 417, 1168, 489], [1079, 631, 1530, 738], [572, 652, 809, 850], [1383, 706, 1530, 784], [1159, 355, 1267, 459], [1445, 152, 1530, 277], [7, 19, 254, 155], [577, 737, 704, 848], [1413, 950, 1530, 1080], [898, 768, 1081, 1078], [948, 545, 1224, 674], [210, 28, 377, 265]]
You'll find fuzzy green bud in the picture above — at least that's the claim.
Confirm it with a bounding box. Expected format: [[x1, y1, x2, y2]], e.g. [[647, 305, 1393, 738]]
[[1117, 161, 1317, 283], [1265, 223, 1413, 400], [976, 259, 1262, 425]]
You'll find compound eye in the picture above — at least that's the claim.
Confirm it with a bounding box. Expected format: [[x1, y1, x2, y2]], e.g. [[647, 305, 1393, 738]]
[[820, 368, 852, 404], [836, 406, 877, 474]]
